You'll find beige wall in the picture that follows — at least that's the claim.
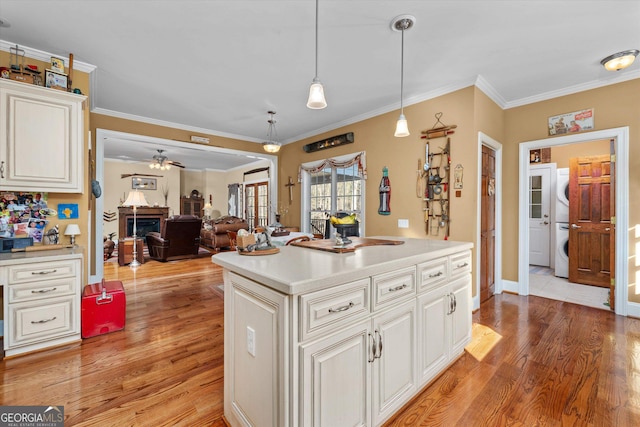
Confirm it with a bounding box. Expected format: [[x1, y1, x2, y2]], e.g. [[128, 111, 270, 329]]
[[504, 79, 640, 303], [550, 139, 609, 168]]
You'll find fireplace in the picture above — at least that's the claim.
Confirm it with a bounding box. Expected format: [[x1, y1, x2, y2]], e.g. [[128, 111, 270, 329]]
[[118, 206, 169, 240], [127, 218, 160, 241]]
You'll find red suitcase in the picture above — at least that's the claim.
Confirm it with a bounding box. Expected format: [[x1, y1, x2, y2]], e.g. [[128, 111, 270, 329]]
[[81, 280, 126, 338]]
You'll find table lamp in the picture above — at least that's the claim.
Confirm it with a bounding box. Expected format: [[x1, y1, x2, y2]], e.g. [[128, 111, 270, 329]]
[[64, 224, 80, 246], [123, 190, 149, 268]]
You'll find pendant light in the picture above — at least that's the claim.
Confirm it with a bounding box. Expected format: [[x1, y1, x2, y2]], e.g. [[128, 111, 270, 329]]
[[307, 0, 327, 109], [262, 111, 281, 153], [391, 15, 415, 137], [600, 49, 639, 71]]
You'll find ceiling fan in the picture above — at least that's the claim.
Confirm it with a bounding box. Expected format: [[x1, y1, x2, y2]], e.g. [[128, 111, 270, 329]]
[[148, 149, 185, 170]]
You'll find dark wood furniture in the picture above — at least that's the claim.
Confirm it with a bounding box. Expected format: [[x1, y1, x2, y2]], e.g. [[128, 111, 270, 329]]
[[118, 206, 169, 239], [117, 237, 144, 266], [180, 196, 204, 217]]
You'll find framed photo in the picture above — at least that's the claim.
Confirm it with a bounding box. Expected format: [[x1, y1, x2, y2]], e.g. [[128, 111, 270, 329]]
[[50, 56, 65, 73], [132, 177, 157, 190], [45, 69, 68, 91]]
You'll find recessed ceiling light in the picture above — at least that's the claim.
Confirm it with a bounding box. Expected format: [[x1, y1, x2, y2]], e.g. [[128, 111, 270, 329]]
[[0, 17, 10, 28], [600, 49, 639, 71]]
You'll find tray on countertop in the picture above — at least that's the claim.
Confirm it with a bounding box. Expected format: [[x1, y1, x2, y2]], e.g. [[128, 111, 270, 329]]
[[290, 237, 404, 253]]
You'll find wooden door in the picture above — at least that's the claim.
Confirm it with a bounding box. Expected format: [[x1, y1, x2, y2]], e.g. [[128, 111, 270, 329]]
[[568, 155, 613, 288], [480, 145, 495, 302]]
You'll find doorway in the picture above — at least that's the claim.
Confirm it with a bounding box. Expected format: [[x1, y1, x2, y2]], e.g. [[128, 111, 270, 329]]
[[92, 129, 279, 283], [518, 127, 629, 316]]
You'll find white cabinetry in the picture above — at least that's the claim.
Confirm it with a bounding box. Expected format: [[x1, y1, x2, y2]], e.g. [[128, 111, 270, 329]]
[[2, 252, 83, 357], [217, 240, 473, 427], [0, 79, 85, 192]]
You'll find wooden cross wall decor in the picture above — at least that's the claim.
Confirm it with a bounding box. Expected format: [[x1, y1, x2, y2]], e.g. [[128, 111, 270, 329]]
[[285, 176, 295, 204]]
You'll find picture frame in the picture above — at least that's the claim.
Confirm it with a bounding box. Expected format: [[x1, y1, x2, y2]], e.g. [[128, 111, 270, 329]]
[[132, 177, 157, 190], [45, 69, 67, 91], [50, 56, 65, 73]]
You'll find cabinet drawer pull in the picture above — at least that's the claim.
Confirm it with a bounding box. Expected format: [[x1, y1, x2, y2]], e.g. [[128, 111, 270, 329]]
[[31, 269, 58, 275], [428, 271, 443, 278], [31, 316, 57, 324], [389, 283, 408, 292], [328, 302, 354, 313], [455, 262, 469, 269], [31, 287, 57, 294]]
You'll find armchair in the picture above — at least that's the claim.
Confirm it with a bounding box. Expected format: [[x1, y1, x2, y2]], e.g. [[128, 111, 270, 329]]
[[146, 215, 202, 262]]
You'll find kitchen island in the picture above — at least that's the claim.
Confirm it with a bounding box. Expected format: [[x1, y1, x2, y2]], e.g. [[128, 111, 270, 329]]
[[212, 237, 473, 427]]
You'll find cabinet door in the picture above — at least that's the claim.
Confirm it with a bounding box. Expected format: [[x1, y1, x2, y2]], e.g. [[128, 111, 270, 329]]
[[371, 300, 417, 426], [0, 81, 84, 192], [417, 282, 450, 386], [450, 275, 472, 357], [300, 320, 371, 427]]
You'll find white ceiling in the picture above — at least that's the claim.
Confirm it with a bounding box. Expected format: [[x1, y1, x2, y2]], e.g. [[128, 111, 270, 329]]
[[1, 1, 639, 170]]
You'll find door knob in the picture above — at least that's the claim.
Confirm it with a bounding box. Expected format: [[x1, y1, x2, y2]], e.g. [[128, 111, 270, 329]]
[[543, 221, 549, 225], [571, 224, 582, 229]]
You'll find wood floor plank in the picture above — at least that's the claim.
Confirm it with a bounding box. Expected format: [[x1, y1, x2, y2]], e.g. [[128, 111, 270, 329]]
[[2, 252, 640, 426]]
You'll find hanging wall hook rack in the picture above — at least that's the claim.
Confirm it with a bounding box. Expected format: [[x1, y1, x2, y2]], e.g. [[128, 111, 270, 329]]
[[421, 112, 457, 139]]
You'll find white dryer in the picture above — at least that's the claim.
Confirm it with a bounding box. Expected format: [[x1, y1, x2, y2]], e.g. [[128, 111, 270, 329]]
[[555, 222, 569, 278], [556, 168, 569, 223]]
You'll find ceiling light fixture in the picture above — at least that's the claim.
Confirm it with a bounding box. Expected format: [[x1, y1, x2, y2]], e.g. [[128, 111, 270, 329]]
[[391, 15, 415, 138], [262, 111, 281, 153], [600, 49, 639, 71], [306, 0, 327, 109]]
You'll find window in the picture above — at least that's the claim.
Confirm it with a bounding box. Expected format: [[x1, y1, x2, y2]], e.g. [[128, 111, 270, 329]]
[[301, 152, 366, 237], [245, 181, 269, 230]]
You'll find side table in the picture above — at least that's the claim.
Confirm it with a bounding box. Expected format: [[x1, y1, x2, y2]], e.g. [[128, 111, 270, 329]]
[[118, 238, 145, 266]]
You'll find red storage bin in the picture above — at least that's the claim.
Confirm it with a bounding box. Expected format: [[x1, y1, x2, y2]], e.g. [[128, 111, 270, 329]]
[[81, 280, 126, 338]]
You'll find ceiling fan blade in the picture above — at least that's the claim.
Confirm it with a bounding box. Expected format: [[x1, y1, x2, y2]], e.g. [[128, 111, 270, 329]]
[[121, 173, 164, 179], [168, 161, 185, 168]]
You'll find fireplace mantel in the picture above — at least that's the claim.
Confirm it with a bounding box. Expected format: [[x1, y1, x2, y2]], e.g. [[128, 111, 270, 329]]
[[118, 206, 170, 239]]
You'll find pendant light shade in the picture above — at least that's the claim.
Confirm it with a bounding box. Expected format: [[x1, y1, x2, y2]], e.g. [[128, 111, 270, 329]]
[[262, 111, 281, 153], [600, 49, 639, 71], [307, 0, 327, 109], [391, 15, 415, 138]]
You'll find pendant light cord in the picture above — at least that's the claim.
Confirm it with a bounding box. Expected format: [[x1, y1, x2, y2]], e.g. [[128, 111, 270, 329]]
[[400, 26, 405, 114], [314, 0, 319, 79]]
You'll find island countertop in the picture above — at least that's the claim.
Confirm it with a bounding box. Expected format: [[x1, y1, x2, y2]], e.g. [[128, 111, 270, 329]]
[[211, 237, 473, 295]]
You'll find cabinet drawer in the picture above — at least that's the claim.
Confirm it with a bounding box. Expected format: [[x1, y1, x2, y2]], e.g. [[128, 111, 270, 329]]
[[450, 251, 472, 278], [8, 277, 78, 303], [417, 257, 449, 292], [300, 278, 370, 341], [8, 296, 77, 347], [372, 266, 416, 311], [8, 259, 78, 284]]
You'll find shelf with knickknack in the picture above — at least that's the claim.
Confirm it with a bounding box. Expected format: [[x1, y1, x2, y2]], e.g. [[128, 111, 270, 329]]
[[417, 113, 455, 239]]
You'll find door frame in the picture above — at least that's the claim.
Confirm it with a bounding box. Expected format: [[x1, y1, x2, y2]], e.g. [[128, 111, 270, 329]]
[[92, 129, 278, 283], [518, 127, 628, 316], [475, 132, 503, 310]]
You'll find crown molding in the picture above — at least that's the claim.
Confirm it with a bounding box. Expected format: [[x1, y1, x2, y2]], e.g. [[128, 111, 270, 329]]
[[0, 39, 96, 73]]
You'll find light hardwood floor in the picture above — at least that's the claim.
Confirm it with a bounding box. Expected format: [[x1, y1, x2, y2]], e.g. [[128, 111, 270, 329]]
[[2, 253, 639, 426]]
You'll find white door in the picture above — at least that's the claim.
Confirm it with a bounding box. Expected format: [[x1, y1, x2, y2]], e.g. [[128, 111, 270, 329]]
[[528, 164, 552, 266], [371, 300, 417, 426]]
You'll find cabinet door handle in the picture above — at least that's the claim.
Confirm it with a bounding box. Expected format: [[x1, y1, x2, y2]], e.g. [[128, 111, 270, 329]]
[[447, 293, 454, 315], [389, 283, 408, 292], [0, 161, 4, 179], [31, 287, 57, 294], [31, 269, 58, 275], [375, 330, 383, 359], [428, 271, 443, 278], [368, 333, 376, 363], [31, 316, 57, 324], [453, 293, 457, 312], [328, 302, 354, 313]]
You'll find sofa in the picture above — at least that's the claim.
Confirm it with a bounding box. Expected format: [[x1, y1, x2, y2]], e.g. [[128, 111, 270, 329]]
[[146, 215, 202, 262], [201, 216, 249, 251]]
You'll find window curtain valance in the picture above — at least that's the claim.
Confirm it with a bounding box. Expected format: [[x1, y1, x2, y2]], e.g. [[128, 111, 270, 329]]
[[297, 151, 367, 182]]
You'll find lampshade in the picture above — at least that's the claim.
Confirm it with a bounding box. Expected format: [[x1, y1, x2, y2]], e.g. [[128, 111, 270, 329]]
[[123, 190, 149, 207], [307, 0, 327, 109], [394, 114, 410, 137], [262, 111, 282, 153], [601, 49, 639, 71], [64, 224, 80, 236]]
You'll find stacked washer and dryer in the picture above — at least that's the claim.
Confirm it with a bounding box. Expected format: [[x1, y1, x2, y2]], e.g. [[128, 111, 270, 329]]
[[555, 168, 570, 278]]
